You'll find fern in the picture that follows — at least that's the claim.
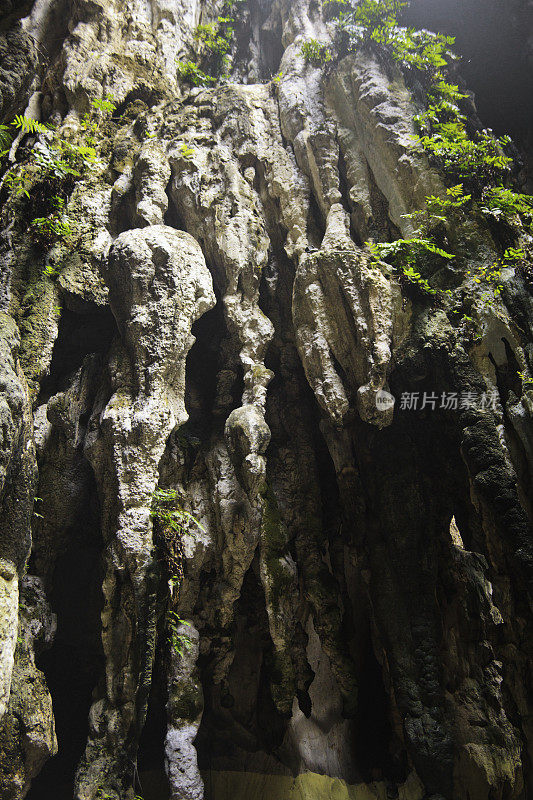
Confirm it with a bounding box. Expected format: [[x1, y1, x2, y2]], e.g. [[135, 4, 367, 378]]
[[0, 116, 51, 157], [150, 488, 204, 535], [518, 370, 533, 391], [368, 238, 455, 264], [368, 238, 454, 299], [12, 115, 51, 135], [0, 124, 12, 152], [331, 0, 533, 312], [480, 186, 533, 228], [167, 611, 193, 658], [4, 168, 31, 198], [31, 214, 72, 247], [194, 23, 232, 57]]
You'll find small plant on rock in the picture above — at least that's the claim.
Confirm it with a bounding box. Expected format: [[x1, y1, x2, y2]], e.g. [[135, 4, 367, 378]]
[[167, 610, 193, 658], [518, 370, 533, 391], [150, 488, 202, 660], [425, 184, 472, 215], [177, 1, 243, 85], [4, 167, 31, 198], [368, 237, 454, 299], [480, 186, 533, 230], [31, 196, 72, 248], [150, 487, 203, 597], [176, 59, 216, 86], [179, 143, 195, 160], [300, 38, 333, 66], [330, 0, 533, 312], [2, 97, 115, 256], [403, 184, 472, 235], [31, 215, 72, 247], [150, 488, 204, 539], [3, 115, 51, 138], [466, 247, 525, 304], [194, 22, 232, 60], [91, 95, 117, 116]]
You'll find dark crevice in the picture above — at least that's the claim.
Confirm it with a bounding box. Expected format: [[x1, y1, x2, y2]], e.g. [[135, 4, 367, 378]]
[[452, 490, 481, 554], [109, 183, 137, 236], [113, 87, 164, 119], [503, 423, 532, 522], [185, 301, 244, 442], [196, 558, 289, 782], [302, 376, 406, 785], [179, 226, 227, 298], [252, 159, 287, 255], [232, 0, 284, 82], [307, 192, 326, 248], [256, 4, 284, 81], [340, 395, 492, 786], [26, 0, 71, 72], [365, 160, 401, 242], [136, 642, 170, 800], [164, 185, 187, 231], [354, 628, 409, 785], [329, 347, 353, 405], [260, 196, 406, 785], [38, 306, 117, 403], [487, 340, 532, 517], [488, 339, 522, 407], [27, 475, 105, 800]]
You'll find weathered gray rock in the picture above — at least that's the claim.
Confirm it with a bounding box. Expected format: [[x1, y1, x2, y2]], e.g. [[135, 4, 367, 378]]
[[328, 53, 443, 236], [0, 559, 17, 721], [0, 25, 38, 121], [0, 576, 56, 798], [0, 0, 532, 799], [225, 404, 271, 496], [77, 225, 214, 799], [0, 314, 36, 722], [165, 622, 204, 800], [134, 139, 171, 227], [0, 314, 28, 515], [293, 205, 396, 427]]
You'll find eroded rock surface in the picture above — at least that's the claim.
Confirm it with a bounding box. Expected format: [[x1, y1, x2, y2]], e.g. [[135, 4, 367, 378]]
[[0, 1, 532, 799], [0, 576, 56, 799]]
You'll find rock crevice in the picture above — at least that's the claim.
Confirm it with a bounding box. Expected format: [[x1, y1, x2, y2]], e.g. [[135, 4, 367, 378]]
[[0, 1, 532, 799]]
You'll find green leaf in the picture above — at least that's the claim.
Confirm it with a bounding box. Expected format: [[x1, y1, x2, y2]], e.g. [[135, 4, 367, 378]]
[[176, 60, 216, 86], [12, 115, 51, 135], [300, 38, 333, 66]]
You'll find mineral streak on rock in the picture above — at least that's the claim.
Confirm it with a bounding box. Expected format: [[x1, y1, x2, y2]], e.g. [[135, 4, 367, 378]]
[[0, 1, 532, 799]]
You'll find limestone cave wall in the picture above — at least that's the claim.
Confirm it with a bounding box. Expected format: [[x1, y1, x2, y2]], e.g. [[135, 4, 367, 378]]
[[0, 1, 532, 799]]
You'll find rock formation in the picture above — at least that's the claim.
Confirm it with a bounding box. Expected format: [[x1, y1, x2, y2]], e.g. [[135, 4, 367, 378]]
[[0, 1, 532, 799]]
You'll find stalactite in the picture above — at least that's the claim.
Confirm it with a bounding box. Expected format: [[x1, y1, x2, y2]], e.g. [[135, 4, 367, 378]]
[[0, 1, 532, 799]]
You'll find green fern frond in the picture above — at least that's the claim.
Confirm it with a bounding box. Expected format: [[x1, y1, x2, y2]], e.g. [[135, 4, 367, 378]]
[[12, 115, 52, 135], [0, 124, 12, 151]]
